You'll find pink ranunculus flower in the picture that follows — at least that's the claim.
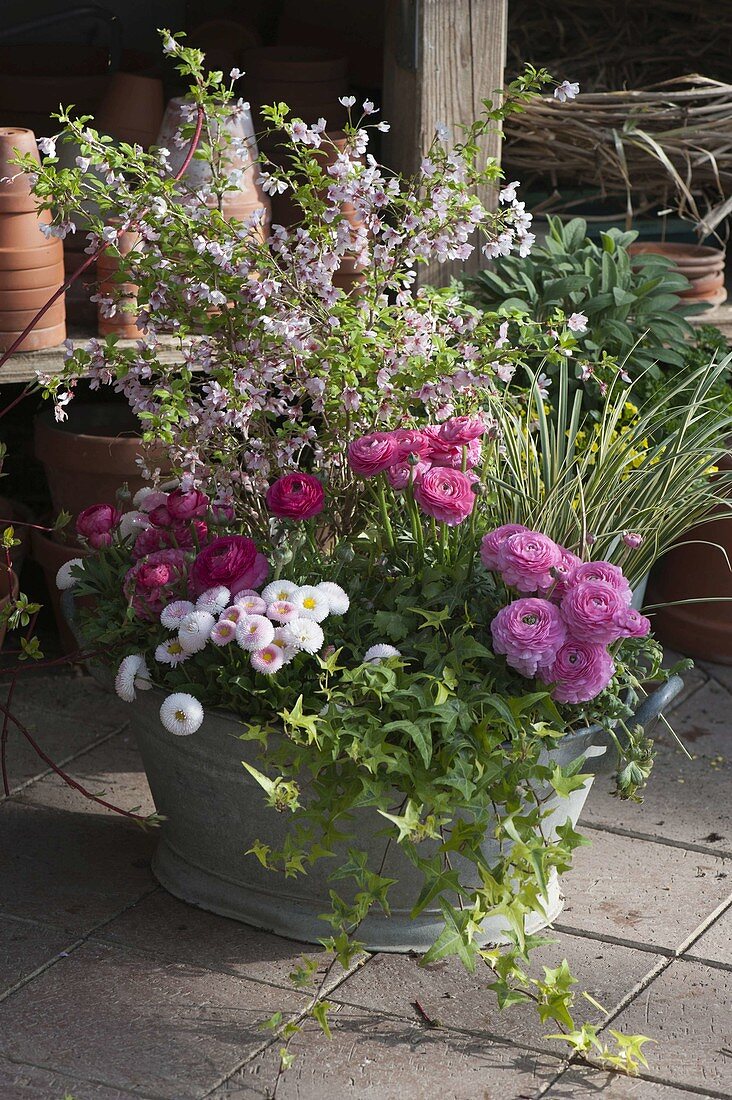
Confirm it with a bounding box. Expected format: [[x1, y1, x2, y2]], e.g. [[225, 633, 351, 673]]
[[413, 467, 475, 526], [167, 487, 210, 521], [539, 639, 615, 704], [386, 458, 431, 491], [190, 535, 268, 597], [561, 579, 628, 645], [571, 561, 632, 606], [76, 503, 121, 549], [490, 597, 567, 677], [147, 503, 174, 528], [480, 524, 529, 571], [622, 531, 644, 549], [437, 415, 486, 445], [265, 473, 325, 519], [124, 548, 188, 621], [497, 530, 562, 594], [423, 425, 481, 469], [614, 606, 651, 639], [347, 432, 400, 477], [537, 546, 582, 600], [391, 429, 432, 461]]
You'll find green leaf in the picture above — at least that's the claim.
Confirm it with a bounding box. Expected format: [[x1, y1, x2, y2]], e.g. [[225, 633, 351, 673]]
[[310, 1000, 333, 1039], [381, 719, 432, 768], [421, 901, 479, 972]]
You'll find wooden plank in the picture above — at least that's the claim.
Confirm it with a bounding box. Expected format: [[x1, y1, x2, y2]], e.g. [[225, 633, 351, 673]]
[[382, 0, 508, 284], [0, 330, 185, 386]]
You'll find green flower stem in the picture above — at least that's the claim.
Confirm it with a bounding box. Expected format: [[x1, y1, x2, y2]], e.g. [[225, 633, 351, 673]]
[[375, 478, 396, 551]]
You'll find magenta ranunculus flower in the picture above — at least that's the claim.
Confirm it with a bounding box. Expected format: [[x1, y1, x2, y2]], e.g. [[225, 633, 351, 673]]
[[571, 561, 632, 605], [480, 524, 529, 570], [423, 426, 481, 469], [391, 428, 431, 461], [614, 606, 651, 639], [497, 530, 562, 593], [413, 467, 475, 526], [123, 548, 188, 621], [539, 639, 615, 704], [190, 535, 268, 597], [167, 487, 210, 521], [537, 546, 582, 600], [386, 458, 431, 491], [491, 597, 567, 677], [347, 432, 400, 477], [76, 503, 121, 549], [437, 415, 486, 445], [561, 579, 628, 644], [265, 473, 325, 519]]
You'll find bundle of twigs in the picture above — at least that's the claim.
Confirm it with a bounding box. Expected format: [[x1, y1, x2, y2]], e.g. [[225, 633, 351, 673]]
[[503, 76, 732, 237]]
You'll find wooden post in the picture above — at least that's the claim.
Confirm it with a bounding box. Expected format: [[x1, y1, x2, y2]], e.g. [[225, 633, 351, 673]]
[[382, 0, 508, 284]]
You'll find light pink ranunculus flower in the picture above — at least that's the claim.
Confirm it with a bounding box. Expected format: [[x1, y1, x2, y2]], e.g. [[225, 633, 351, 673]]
[[423, 425, 481, 470], [391, 429, 432, 461], [386, 458, 431, 491], [561, 579, 628, 645], [347, 432, 400, 477], [413, 467, 475, 526], [539, 639, 615, 704], [537, 546, 582, 600], [480, 524, 529, 571], [614, 606, 651, 639], [497, 530, 562, 593], [571, 561, 632, 606], [490, 597, 567, 677], [437, 415, 485, 445]]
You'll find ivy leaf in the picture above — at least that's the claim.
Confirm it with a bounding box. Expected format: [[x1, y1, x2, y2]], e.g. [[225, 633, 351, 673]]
[[377, 799, 422, 843], [310, 1000, 333, 1039], [382, 719, 432, 768], [421, 901, 479, 972]]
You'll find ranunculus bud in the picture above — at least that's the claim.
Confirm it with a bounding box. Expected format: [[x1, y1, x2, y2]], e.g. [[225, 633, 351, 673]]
[[167, 488, 210, 521], [265, 473, 325, 520], [76, 503, 121, 549]]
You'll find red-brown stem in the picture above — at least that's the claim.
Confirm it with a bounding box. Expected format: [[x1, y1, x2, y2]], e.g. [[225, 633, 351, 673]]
[[0, 648, 101, 673], [0, 104, 205, 369], [0, 671, 18, 796], [0, 696, 150, 820]]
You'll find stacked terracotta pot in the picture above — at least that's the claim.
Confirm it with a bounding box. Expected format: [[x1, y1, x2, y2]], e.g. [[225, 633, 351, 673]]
[[629, 241, 727, 308], [96, 226, 144, 339], [0, 127, 65, 352], [157, 97, 271, 239]]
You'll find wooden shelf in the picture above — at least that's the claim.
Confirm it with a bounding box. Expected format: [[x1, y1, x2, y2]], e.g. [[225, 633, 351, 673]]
[[1, 329, 185, 385]]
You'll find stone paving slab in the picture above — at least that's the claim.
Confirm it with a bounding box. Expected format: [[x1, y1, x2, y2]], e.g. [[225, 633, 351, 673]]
[[0, 1058, 141, 1100], [547, 1067, 714, 1097], [0, 673, 131, 797], [699, 660, 732, 696], [0, 914, 71, 997], [330, 932, 662, 1055], [556, 828, 731, 952], [0, 798, 156, 936], [684, 908, 732, 969], [15, 728, 155, 818], [93, 887, 348, 995], [602, 958, 732, 1096], [0, 940, 309, 1100], [658, 678, 732, 760], [212, 1008, 563, 1099]]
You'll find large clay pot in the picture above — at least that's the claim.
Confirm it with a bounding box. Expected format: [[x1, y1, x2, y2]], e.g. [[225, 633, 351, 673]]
[[0, 127, 66, 351], [628, 241, 727, 306], [241, 47, 348, 137], [96, 227, 143, 339], [156, 98, 270, 239], [0, 567, 19, 652], [647, 453, 732, 664], [96, 73, 165, 149], [34, 403, 168, 525], [31, 528, 87, 655]]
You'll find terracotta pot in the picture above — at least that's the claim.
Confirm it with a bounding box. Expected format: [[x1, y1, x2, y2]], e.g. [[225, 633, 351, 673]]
[[97, 73, 165, 149], [628, 241, 726, 268], [0, 567, 19, 652], [0, 127, 42, 213], [30, 526, 87, 655], [157, 98, 271, 237], [0, 320, 66, 354], [189, 19, 261, 75], [0, 239, 61, 270], [242, 47, 349, 136], [681, 270, 725, 297], [0, 209, 54, 250], [0, 299, 65, 331], [0, 46, 155, 134], [0, 259, 64, 291], [1, 283, 66, 312], [34, 403, 168, 523], [647, 451, 732, 663], [96, 227, 143, 339], [277, 1, 384, 88], [0, 496, 33, 573]]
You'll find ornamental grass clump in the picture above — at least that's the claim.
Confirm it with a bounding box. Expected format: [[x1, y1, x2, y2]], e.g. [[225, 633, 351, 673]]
[[23, 29, 726, 1079]]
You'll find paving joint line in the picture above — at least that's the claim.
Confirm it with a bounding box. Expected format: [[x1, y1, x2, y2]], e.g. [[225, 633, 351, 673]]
[[0, 1054, 168, 1100], [578, 819, 732, 859], [0, 718, 132, 804], [551, 922, 673, 957], [0, 884, 159, 1006], [537, 890, 732, 1098]]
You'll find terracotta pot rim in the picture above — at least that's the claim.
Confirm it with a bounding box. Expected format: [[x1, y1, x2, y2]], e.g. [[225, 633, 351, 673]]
[[628, 240, 725, 262], [241, 45, 347, 80]]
